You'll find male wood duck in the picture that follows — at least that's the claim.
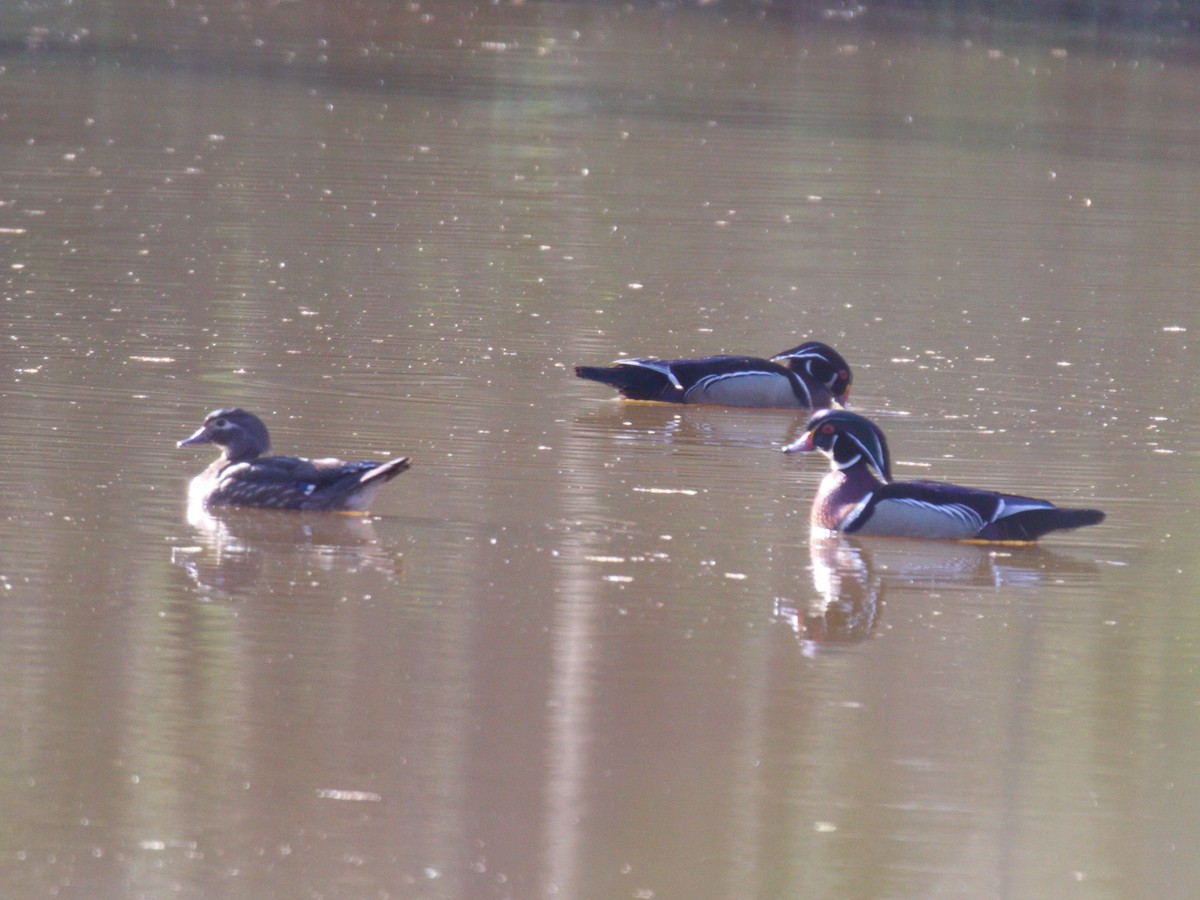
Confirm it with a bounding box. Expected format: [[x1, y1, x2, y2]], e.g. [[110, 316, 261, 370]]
[[177, 408, 411, 512], [574, 340, 851, 409], [784, 410, 1105, 542]]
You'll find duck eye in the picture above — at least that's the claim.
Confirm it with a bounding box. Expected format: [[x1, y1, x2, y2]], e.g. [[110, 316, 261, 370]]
[[214, 418, 228, 428], [821, 423, 836, 435]]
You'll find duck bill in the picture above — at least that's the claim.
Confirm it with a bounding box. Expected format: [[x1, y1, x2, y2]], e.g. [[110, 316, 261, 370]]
[[177, 427, 212, 448], [782, 431, 817, 454]]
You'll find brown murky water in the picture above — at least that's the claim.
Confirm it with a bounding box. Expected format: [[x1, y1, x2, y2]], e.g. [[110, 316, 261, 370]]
[[2, 2, 1198, 897]]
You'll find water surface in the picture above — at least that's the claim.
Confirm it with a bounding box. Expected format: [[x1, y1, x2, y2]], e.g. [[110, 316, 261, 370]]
[[1, 2, 1198, 897]]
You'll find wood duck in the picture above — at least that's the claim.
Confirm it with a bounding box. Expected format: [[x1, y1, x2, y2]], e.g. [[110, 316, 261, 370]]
[[177, 408, 411, 512], [784, 410, 1105, 542], [574, 340, 851, 409]]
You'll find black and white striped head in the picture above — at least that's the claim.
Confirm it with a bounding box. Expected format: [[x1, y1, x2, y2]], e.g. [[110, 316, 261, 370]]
[[783, 409, 891, 482], [771, 341, 852, 406], [178, 408, 272, 463]]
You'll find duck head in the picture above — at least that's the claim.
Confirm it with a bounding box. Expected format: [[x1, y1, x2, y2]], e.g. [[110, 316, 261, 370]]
[[771, 341, 853, 406], [178, 408, 272, 463], [784, 409, 892, 482]]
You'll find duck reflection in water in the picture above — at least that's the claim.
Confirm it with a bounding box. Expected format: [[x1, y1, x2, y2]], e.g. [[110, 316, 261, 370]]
[[775, 535, 1100, 656], [572, 401, 808, 455], [775, 536, 884, 654], [173, 503, 402, 598]]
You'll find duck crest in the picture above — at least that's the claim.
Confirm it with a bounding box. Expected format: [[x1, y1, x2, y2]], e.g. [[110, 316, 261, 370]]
[[771, 341, 853, 403], [839, 423, 890, 482]]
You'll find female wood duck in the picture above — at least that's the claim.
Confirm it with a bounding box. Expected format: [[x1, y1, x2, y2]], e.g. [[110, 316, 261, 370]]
[[177, 408, 411, 512], [574, 340, 851, 409], [784, 409, 1105, 542]]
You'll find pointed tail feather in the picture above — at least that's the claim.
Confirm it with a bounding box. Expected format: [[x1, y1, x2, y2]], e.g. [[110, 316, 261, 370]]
[[574, 365, 673, 401], [984, 506, 1105, 541], [1053, 508, 1105, 529], [361, 456, 411, 485]]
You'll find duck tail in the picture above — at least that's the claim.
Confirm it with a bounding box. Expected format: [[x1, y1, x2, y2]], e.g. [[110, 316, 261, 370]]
[[362, 456, 411, 485], [986, 506, 1105, 541], [574, 364, 671, 401], [1053, 507, 1106, 530]]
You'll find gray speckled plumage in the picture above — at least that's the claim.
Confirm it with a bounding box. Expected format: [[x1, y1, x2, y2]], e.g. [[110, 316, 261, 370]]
[[178, 408, 410, 512]]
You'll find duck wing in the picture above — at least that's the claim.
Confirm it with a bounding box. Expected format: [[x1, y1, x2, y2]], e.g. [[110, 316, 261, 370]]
[[211, 455, 410, 511], [852, 480, 1103, 541]]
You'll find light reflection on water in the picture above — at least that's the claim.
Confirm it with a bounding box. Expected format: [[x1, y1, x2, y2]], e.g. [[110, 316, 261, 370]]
[[1, 1, 1199, 897]]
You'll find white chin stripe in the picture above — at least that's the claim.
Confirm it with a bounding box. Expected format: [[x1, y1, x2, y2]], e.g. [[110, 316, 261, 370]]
[[835, 452, 861, 471]]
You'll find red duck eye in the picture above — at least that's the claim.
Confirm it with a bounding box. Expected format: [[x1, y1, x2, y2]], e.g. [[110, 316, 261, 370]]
[[821, 423, 836, 435]]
